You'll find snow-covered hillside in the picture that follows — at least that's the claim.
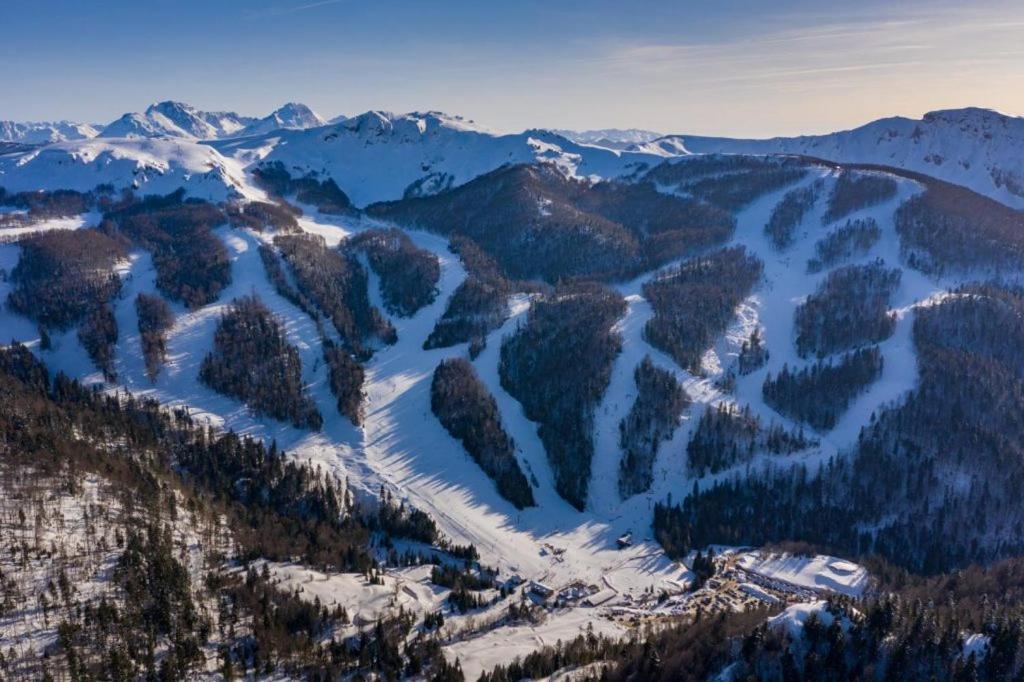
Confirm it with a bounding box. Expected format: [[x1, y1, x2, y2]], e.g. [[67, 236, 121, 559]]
[[0, 161, 933, 583], [216, 110, 660, 206], [0, 119, 99, 144], [0, 137, 258, 201], [98, 100, 326, 141], [99, 100, 256, 139], [644, 107, 1024, 208], [1, 109, 664, 204], [0, 161, 923, 674], [240, 102, 325, 136], [6, 99, 1024, 677], [552, 128, 663, 150]]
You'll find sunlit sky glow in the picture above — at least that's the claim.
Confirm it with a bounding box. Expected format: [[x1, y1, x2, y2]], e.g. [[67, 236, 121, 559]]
[[3, 0, 1023, 136]]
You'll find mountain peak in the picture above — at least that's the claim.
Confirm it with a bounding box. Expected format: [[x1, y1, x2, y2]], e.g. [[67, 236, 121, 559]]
[[0, 119, 99, 144], [145, 100, 195, 115], [238, 103, 325, 137], [553, 128, 663, 150], [921, 106, 1014, 121], [100, 101, 254, 140], [654, 107, 1024, 208], [268, 102, 323, 126]]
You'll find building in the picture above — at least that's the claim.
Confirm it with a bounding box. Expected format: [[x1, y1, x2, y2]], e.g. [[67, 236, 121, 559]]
[[528, 581, 554, 599]]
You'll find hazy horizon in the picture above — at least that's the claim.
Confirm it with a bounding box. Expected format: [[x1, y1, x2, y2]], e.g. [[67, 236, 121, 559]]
[[3, 0, 1023, 137]]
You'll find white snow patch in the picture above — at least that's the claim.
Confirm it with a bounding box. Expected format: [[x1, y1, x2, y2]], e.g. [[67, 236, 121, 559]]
[[737, 551, 869, 597], [444, 608, 624, 682]]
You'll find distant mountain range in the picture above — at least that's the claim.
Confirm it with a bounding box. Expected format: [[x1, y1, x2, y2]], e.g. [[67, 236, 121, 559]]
[[5, 97, 1024, 681], [2, 103, 1023, 209], [0, 109, 653, 205], [0, 100, 329, 144], [637, 107, 1024, 209], [0, 119, 99, 144], [552, 128, 663, 150], [97, 100, 326, 139]]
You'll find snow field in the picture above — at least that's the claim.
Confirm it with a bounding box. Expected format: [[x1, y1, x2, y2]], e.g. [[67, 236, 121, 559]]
[[735, 550, 870, 597], [0, 160, 980, 676], [444, 607, 625, 681], [0, 470, 234, 675]]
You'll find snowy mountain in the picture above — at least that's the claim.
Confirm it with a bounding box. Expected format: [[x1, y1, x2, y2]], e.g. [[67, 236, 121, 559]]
[[643, 107, 1024, 208], [240, 102, 325, 136], [0, 109, 662, 203], [99, 100, 256, 139], [0, 119, 99, 144], [217, 110, 659, 206], [0, 137, 255, 201], [7, 99, 1024, 678], [553, 127, 663, 150]]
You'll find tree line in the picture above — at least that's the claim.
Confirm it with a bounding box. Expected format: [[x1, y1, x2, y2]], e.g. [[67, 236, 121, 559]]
[[765, 181, 822, 249], [655, 282, 1024, 574], [763, 346, 883, 431], [348, 227, 440, 317], [807, 217, 881, 273], [199, 295, 322, 429], [368, 163, 735, 283], [499, 281, 626, 509], [686, 403, 813, 477], [794, 260, 900, 358], [431, 358, 535, 509], [618, 357, 689, 497], [99, 188, 231, 309], [822, 170, 898, 224], [643, 246, 764, 373]]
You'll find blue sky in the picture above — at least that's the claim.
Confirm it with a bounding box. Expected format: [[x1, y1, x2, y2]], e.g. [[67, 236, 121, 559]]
[[3, 0, 1022, 136]]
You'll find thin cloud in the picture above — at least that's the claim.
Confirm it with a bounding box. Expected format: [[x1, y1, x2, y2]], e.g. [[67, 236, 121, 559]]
[[601, 7, 1024, 85], [245, 0, 344, 20]]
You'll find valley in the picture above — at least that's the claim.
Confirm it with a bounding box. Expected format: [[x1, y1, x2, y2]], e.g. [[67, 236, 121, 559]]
[[2, 101, 1024, 679]]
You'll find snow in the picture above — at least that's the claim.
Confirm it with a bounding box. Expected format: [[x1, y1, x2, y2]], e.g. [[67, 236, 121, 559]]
[[738, 582, 781, 603], [0, 137, 259, 201], [0, 474, 122, 658], [552, 128, 663, 151], [961, 633, 990, 660], [1, 124, 1004, 673], [99, 101, 256, 140], [0, 120, 98, 144], [0, 211, 98, 241], [653, 107, 1024, 209], [213, 111, 660, 206], [0, 243, 48, 344], [257, 561, 447, 627], [444, 607, 625, 682], [1, 163, 915, 644], [768, 601, 837, 639], [0, 470, 232, 672], [239, 103, 325, 137], [580, 164, 971, 583], [735, 551, 870, 597], [725, 172, 929, 451], [3, 108, 668, 209]]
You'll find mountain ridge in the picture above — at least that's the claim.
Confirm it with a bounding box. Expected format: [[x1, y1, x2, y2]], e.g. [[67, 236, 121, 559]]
[[640, 106, 1024, 208], [5, 103, 1023, 209]]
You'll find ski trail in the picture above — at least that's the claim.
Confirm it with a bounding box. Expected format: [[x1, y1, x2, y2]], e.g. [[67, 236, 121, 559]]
[[472, 294, 563, 510], [589, 178, 817, 515], [0, 163, 992, 608], [111, 250, 157, 387], [0, 243, 39, 346]]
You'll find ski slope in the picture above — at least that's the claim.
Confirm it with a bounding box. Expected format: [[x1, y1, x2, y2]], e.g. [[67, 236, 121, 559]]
[[0, 137, 259, 201], [736, 550, 870, 597], [0, 157, 988, 674], [648, 107, 1024, 210], [2, 162, 961, 590]]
